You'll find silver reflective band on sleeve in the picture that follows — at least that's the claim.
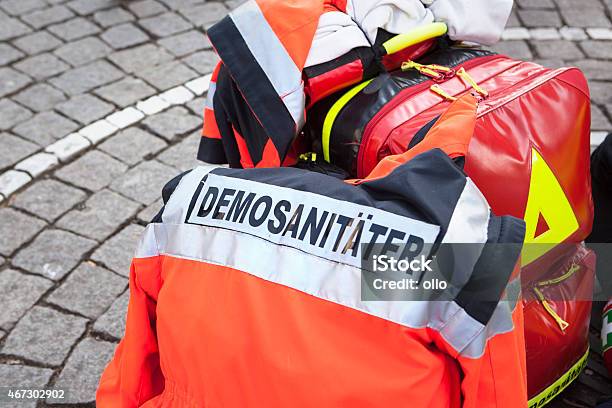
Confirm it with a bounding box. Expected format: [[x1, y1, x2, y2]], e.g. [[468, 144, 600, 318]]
[[205, 81, 216, 110], [136, 222, 514, 358], [443, 178, 490, 244], [230, 1, 305, 126], [162, 166, 219, 225]]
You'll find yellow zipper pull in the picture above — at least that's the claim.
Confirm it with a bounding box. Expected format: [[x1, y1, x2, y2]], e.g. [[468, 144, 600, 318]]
[[457, 67, 488, 97], [533, 287, 570, 332], [537, 263, 580, 287], [430, 84, 457, 101], [427, 63, 453, 73], [299, 152, 317, 162]]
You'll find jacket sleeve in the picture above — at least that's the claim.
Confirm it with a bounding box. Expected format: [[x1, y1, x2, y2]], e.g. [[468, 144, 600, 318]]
[[457, 285, 528, 408], [434, 258, 527, 408], [96, 255, 164, 408]]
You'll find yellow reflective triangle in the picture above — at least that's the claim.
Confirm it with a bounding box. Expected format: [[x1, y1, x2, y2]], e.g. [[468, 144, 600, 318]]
[[522, 149, 579, 266]]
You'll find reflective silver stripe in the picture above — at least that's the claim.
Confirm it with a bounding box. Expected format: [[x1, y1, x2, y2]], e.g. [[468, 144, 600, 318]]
[[134, 222, 510, 358], [205, 81, 216, 110], [443, 178, 490, 244], [282, 83, 306, 130], [230, 1, 304, 126], [162, 166, 218, 225], [439, 178, 489, 293]]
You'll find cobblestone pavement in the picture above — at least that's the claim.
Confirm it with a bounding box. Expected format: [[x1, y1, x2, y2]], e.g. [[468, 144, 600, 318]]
[[0, 0, 612, 406]]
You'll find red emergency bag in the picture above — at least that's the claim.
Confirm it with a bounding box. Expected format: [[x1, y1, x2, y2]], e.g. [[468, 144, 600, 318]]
[[306, 27, 594, 406]]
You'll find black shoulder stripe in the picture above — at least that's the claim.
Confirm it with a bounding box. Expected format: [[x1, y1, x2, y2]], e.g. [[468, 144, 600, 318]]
[[208, 16, 296, 159], [454, 214, 525, 325]]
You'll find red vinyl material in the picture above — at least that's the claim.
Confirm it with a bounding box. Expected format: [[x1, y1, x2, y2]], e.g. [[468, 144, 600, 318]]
[[353, 56, 593, 399]]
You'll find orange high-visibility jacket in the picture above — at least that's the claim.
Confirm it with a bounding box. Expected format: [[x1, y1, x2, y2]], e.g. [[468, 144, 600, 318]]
[[98, 96, 528, 408]]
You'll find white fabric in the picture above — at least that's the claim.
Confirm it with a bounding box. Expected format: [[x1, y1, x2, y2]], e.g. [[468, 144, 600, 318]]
[[305, 0, 513, 68], [428, 0, 514, 45], [305, 11, 371, 67], [347, 0, 435, 44]]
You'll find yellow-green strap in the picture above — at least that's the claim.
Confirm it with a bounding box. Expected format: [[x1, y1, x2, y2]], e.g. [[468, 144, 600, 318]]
[[382, 22, 448, 55], [322, 79, 373, 162]]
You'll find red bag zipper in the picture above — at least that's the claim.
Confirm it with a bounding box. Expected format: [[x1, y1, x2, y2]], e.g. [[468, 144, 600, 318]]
[[356, 54, 510, 177]]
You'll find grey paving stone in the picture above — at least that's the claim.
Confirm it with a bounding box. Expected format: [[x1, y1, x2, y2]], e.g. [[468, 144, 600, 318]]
[[590, 81, 612, 105], [0, 67, 32, 98], [94, 7, 134, 27], [128, 0, 167, 17], [0, 99, 33, 131], [533, 58, 566, 68], [13, 111, 78, 146], [143, 106, 201, 141], [1, 306, 88, 365], [101, 22, 149, 49], [57, 189, 141, 241], [488, 40, 532, 59], [0, 207, 46, 256], [517, 9, 562, 27], [532, 40, 584, 60], [110, 160, 177, 205], [12, 30, 63, 54], [13, 83, 66, 113], [12, 179, 86, 222], [157, 132, 200, 172], [137, 198, 163, 223], [92, 224, 144, 275], [48, 16, 100, 40], [99, 127, 167, 165], [555, 0, 603, 7], [56, 150, 128, 191], [182, 50, 219, 74], [0, 269, 53, 330], [186, 96, 205, 115], [139, 12, 192, 37], [0, 16, 32, 40], [13, 53, 70, 80], [573, 59, 612, 81], [158, 29, 210, 57], [505, 7, 521, 28], [48, 338, 117, 404], [0, 43, 23, 65], [581, 40, 612, 59], [1, 134, 41, 171], [0, 0, 46, 15], [50, 60, 123, 95], [48, 263, 127, 318], [560, 7, 611, 28], [517, 0, 555, 8], [138, 60, 197, 91], [56, 93, 114, 125], [225, 0, 247, 9], [21, 5, 74, 29], [93, 290, 128, 339], [179, 3, 228, 28], [108, 43, 173, 74], [158, 0, 205, 10], [68, 29, 132, 63], [94, 76, 156, 107], [592, 105, 612, 130], [12, 229, 96, 280], [66, 0, 119, 15], [0, 364, 54, 408]]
